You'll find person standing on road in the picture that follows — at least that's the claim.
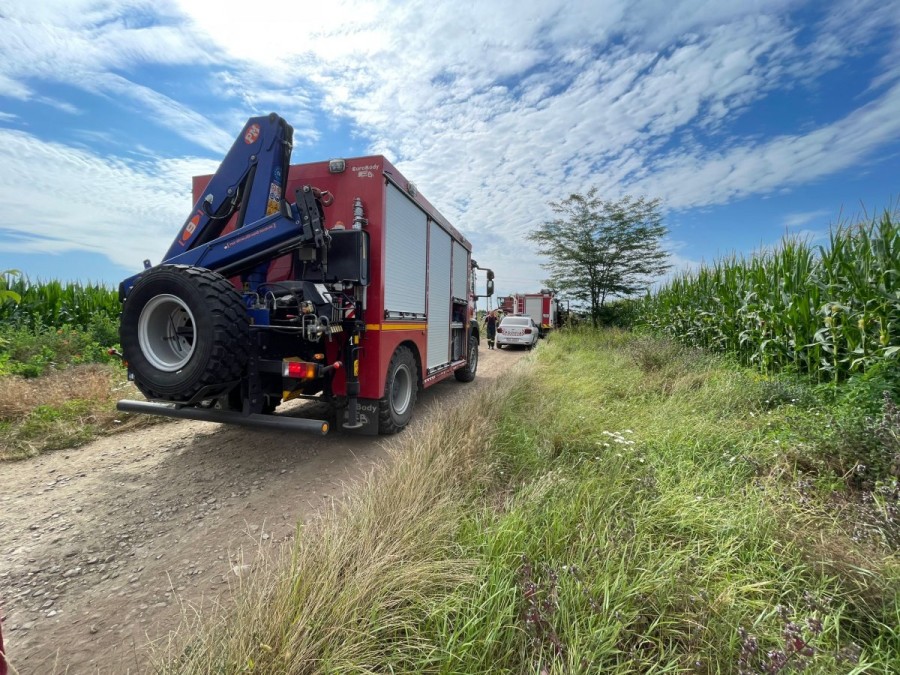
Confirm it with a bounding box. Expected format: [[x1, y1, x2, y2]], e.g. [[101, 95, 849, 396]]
[[485, 311, 497, 350]]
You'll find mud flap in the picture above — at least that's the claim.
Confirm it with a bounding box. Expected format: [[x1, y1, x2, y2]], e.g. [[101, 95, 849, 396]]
[[342, 398, 380, 435]]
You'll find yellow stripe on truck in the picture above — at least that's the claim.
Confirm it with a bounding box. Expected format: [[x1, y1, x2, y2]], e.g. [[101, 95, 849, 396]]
[[365, 323, 427, 331]]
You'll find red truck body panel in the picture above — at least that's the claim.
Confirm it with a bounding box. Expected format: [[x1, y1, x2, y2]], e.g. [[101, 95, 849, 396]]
[[193, 156, 473, 401]]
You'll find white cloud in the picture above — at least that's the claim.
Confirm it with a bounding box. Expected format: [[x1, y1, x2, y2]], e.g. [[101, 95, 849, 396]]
[[0, 72, 33, 100], [0, 128, 217, 270], [782, 209, 830, 228], [629, 80, 900, 209], [83, 73, 235, 154], [0, 0, 899, 294]]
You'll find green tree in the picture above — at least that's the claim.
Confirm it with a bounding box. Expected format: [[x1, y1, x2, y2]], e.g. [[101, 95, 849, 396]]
[[0, 269, 22, 304], [528, 191, 671, 327]]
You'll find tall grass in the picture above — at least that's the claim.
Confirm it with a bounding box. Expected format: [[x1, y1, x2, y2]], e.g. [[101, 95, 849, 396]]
[[157, 377, 519, 673], [633, 210, 900, 383], [156, 330, 899, 673]]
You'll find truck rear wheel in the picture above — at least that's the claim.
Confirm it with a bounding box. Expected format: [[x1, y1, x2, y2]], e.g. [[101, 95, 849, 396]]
[[120, 265, 250, 402], [454, 336, 478, 382], [378, 346, 417, 434]]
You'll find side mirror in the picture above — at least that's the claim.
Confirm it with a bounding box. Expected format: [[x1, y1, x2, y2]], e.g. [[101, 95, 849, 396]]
[[487, 270, 495, 281], [486, 279, 495, 296]]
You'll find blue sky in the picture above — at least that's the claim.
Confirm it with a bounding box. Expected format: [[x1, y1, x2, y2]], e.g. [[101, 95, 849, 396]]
[[1, 0, 899, 299]]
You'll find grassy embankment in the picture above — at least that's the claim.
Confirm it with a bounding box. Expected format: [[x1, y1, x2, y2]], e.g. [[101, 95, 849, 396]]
[[0, 275, 153, 460], [159, 329, 899, 674]]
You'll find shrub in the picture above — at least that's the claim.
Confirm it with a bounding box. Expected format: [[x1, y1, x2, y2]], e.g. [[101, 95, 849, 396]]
[[0, 322, 118, 378]]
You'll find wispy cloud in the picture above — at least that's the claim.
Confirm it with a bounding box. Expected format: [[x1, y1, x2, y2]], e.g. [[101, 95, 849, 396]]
[[0, 128, 218, 269], [628, 80, 900, 210], [782, 209, 830, 228], [84, 73, 235, 153]]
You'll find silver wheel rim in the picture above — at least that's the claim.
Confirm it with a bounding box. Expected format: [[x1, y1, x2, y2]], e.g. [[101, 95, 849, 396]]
[[138, 294, 197, 371], [391, 363, 412, 415], [469, 342, 478, 372]]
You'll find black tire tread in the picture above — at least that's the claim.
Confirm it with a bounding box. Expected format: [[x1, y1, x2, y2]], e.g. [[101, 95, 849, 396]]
[[378, 346, 417, 435], [121, 265, 250, 402], [454, 336, 478, 383]]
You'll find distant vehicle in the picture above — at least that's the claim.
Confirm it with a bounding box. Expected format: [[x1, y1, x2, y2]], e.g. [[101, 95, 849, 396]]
[[502, 290, 559, 337], [496, 316, 539, 350]]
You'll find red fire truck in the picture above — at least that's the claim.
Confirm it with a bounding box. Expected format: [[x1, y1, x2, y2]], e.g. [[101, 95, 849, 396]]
[[501, 291, 558, 336], [116, 114, 493, 435], [523, 291, 559, 337], [498, 295, 516, 315]]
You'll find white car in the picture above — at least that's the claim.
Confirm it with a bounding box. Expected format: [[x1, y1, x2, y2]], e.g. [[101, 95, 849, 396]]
[[496, 315, 539, 350]]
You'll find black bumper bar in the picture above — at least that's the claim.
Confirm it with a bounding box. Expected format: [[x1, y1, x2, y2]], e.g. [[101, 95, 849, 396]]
[[116, 400, 329, 435]]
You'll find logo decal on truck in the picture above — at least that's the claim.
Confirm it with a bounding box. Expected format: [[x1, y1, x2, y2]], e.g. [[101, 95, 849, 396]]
[[352, 163, 379, 178], [266, 182, 282, 215], [179, 214, 201, 245], [223, 222, 276, 250], [244, 123, 260, 144]]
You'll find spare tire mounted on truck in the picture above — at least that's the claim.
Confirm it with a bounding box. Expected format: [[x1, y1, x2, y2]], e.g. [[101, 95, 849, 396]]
[[120, 265, 250, 402]]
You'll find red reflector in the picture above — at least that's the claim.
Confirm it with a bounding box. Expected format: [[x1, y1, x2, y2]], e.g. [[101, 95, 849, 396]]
[[284, 361, 317, 379]]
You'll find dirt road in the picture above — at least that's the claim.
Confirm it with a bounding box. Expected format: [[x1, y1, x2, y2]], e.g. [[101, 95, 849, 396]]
[[0, 345, 526, 674]]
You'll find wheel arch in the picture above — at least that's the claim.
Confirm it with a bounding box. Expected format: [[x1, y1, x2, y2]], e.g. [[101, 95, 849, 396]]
[[377, 341, 420, 434]]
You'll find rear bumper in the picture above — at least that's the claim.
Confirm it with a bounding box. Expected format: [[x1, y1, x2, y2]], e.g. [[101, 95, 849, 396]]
[[116, 399, 330, 434], [496, 334, 534, 346]]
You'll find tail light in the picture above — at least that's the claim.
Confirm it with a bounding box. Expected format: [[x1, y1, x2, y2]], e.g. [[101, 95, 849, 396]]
[[497, 327, 503, 333], [283, 360, 319, 379], [524, 328, 532, 334]]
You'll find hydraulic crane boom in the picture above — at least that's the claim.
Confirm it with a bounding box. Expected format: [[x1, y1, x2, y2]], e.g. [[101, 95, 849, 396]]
[[163, 113, 294, 261], [120, 113, 326, 299]]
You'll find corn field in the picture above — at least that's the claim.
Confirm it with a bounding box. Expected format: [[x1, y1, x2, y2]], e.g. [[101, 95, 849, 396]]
[[635, 210, 900, 381], [0, 274, 119, 331]]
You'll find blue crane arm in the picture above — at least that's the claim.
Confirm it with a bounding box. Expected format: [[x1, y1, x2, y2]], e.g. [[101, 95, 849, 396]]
[[119, 185, 327, 299], [119, 114, 328, 300], [161, 113, 294, 262], [160, 186, 326, 277]]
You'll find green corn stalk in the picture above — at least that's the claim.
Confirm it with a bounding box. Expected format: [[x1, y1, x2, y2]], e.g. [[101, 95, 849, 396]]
[[631, 206, 900, 383], [0, 276, 118, 330]]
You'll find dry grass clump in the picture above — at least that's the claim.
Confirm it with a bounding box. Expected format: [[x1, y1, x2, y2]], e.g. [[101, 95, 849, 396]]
[[0, 363, 120, 418], [0, 363, 157, 460]]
